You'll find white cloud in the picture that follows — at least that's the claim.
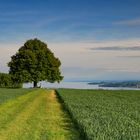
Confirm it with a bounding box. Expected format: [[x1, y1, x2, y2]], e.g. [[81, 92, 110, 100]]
[[91, 46, 140, 51], [0, 43, 19, 72], [0, 38, 140, 80], [86, 38, 140, 48], [48, 39, 140, 80], [115, 18, 140, 26]]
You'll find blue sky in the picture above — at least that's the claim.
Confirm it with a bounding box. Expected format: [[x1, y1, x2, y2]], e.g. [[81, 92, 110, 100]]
[[0, 0, 140, 81]]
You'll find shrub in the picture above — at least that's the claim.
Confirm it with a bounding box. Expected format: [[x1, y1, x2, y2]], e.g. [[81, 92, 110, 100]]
[[0, 73, 22, 88]]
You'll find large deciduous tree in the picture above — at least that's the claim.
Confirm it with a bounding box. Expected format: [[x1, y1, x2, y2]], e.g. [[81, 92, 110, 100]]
[[8, 38, 63, 88]]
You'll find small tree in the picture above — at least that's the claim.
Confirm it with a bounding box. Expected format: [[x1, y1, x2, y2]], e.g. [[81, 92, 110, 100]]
[[8, 38, 63, 88]]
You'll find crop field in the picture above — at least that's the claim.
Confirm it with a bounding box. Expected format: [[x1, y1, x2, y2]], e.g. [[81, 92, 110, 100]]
[[56, 89, 140, 140], [1, 88, 140, 140], [0, 88, 80, 140]]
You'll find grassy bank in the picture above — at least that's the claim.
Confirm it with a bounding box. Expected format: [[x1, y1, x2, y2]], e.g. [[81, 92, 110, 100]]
[[0, 89, 80, 140], [56, 89, 140, 140]]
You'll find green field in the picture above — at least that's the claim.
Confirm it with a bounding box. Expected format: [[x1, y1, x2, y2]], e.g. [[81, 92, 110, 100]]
[[0, 88, 33, 104], [56, 89, 140, 140], [0, 88, 140, 140], [0, 88, 80, 140]]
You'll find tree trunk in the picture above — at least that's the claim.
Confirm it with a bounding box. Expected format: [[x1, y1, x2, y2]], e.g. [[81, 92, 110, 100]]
[[33, 81, 38, 88]]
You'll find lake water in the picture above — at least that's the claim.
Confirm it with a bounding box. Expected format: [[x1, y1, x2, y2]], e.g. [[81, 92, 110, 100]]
[[23, 81, 140, 90]]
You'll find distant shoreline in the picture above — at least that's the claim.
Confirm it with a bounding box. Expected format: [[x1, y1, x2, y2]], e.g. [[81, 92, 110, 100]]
[[88, 81, 140, 88]]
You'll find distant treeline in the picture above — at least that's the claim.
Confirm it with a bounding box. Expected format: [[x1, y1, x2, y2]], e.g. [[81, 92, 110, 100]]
[[0, 73, 22, 88], [88, 81, 140, 88]]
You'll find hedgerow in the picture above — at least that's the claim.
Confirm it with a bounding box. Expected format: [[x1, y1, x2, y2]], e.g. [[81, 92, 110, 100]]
[[0, 73, 22, 88]]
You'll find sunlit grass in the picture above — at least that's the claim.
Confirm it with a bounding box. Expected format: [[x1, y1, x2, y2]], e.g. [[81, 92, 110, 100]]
[[0, 89, 80, 140]]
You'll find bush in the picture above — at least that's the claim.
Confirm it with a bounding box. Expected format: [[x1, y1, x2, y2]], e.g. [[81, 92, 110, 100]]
[[0, 73, 22, 88]]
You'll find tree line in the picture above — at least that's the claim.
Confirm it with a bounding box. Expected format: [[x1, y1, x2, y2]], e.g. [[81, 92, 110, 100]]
[[0, 73, 22, 88]]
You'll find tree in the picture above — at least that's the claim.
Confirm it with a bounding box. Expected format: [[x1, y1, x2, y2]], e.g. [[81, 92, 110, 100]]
[[8, 38, 63, 88]]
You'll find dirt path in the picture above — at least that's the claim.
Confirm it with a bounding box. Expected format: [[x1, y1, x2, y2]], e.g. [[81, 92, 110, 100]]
[[0, 89, 80, 140]]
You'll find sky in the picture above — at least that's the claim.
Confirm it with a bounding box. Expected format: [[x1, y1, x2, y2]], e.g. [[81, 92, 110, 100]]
[[0, 0, 140, 81]]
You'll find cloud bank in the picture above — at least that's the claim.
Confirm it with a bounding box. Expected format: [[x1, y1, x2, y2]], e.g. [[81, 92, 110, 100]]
[[115, 18, 140, 26], [91, 46, 140, 51], [0, 38, 140, 80]]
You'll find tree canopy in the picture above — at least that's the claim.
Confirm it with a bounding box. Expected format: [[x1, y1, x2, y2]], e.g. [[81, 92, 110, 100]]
[[8, 38, 63, 87]]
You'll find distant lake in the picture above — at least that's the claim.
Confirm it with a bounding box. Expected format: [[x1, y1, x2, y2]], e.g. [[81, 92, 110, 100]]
[[23, 81, 140, 90]]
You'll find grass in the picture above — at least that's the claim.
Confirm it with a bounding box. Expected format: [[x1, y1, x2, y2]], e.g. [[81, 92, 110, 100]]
[[0, 88, 80, 140], [57, 89, 140, 140], [1, 88, 139, 140], [0, 88, 33, 104]]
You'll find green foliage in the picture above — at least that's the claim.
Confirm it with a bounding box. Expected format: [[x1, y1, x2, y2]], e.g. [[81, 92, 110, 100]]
[[0, 73, 22, 88], [8, 38, 63, 87], [57, 89, 140, 140]]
